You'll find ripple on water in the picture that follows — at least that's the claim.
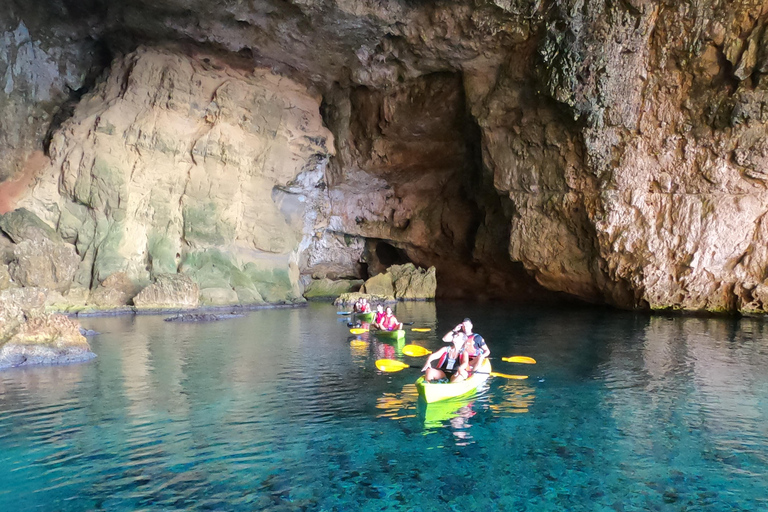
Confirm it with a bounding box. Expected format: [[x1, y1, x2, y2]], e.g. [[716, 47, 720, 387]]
[[2, 304, 768, 511]]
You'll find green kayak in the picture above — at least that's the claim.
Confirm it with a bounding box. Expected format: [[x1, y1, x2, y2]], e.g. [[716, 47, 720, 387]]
[[372, 329, 405, 340], [355, 312, 374, 322]]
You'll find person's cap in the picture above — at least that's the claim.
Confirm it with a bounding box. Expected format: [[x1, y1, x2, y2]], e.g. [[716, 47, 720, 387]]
[[463, 318, 471, 323]]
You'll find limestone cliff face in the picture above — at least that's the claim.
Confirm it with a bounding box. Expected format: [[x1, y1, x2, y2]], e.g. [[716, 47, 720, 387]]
[[2, 0, 768, 312], [14, 46, 334, 306]]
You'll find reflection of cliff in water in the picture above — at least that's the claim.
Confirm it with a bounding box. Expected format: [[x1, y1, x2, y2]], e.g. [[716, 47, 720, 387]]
[[598, 315, 768, 478]]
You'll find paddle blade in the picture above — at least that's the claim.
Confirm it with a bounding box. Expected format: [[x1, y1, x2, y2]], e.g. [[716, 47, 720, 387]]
[[411, 328, 431, 332], [375, 359, 410, 372], [490, 372, 528, 379], [402, 344, 432, 357], [337, 311, 352, 315], [501, 356, 537, 364], [350, 328, 369, 335]]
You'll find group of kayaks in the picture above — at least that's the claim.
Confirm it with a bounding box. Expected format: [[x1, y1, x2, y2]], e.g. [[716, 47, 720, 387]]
[[344, 309, 532, 404]]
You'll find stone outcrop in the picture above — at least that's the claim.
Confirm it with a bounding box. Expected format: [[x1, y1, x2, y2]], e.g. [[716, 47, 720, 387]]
[[3, 1, 768, 314], [133, 274, 199, 310], [0, 313, 95, 369], [334, 292, 396, 307], [0, 287, 94, 368], [361, 263, 436, 300], [87, 272, 140, 308], [303, 278, 364, 300]]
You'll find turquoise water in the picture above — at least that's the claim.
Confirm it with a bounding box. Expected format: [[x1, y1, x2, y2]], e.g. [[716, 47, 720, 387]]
[[1, 302, 767, 511]]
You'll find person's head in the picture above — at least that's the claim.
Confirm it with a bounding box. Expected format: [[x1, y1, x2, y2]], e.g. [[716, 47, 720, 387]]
[[385, 306, 393, 316], [462, 318, 473, 332], [376, 304, 384, 313], [451, 332, 467, 348]]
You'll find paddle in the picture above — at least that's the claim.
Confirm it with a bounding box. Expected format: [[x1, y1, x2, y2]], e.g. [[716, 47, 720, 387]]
[[402, 344, 536, 364], [337, 311, 352, 315], [375, 358, 527, 379]]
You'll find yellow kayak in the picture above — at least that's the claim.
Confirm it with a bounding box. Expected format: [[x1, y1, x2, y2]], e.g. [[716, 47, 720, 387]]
[[415, 359, 491, 403]]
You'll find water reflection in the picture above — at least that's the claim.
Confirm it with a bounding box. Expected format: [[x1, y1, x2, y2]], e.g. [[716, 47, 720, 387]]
[[490, 380, 536, 414], [2, 303, 768, 511], [376, 384, 418, 421]]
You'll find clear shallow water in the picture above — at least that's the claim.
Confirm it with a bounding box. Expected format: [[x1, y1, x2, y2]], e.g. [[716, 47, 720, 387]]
[[1, 302, 768, 511]]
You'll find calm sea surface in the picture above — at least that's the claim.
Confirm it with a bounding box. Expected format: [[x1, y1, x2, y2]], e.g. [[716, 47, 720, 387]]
[[1, 302, 767, 511]]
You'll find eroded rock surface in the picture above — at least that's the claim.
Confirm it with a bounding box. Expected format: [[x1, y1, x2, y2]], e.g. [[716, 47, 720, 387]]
[[2, 0, 768, 313]]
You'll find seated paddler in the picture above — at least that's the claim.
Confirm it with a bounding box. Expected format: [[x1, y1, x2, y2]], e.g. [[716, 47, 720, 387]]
[[421, 332, 470, 383], [379, 306, 403, 332], [443, 317, 490, 372]]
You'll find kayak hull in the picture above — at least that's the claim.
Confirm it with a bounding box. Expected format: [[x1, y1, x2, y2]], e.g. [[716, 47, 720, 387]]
[[415, 360, 491, 403], [355, 312, 374, 322], [373, 329, 405, 340]]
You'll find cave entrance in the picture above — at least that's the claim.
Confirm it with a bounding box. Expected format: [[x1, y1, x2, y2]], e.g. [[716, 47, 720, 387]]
[[376, 241, 410, 267]]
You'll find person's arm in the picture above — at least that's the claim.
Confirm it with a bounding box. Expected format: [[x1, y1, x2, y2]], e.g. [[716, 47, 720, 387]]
[[460, 351, 470, 369], [421, 347, 446, 372], [456, 351, 470, 377]]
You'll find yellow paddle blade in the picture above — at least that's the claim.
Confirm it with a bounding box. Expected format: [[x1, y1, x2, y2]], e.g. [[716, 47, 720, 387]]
[[350, 328, 369, 335], [501, 356, 537, 364], [490, 372, 528, 379], [402, 344, 432, 357], [411, 328, 431, 332], [375, 359, 410, 372]]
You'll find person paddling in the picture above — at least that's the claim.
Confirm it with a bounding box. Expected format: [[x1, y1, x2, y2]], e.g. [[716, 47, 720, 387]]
[[379, 306, 403, 332], [443, 318, 490, 372], [421, 332, 470, 383]]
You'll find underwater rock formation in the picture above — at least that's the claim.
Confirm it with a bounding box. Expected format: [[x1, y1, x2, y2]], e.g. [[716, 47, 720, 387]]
[[1, 0, 768, 314]]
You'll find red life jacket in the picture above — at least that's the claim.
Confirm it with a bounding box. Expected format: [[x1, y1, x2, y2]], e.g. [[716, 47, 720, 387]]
[[381, 315, 399, 331]]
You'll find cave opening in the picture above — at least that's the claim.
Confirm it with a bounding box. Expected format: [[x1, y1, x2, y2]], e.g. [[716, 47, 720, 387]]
[[375, 241, 410, 267]]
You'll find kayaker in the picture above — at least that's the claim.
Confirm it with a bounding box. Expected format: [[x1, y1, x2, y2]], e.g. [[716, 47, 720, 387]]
[[421, 332, 470, 383], [353, 298, 371, 314], [379, 306, 403, 331], [372, 304, 385, 329], [443, 318, 490, 372]]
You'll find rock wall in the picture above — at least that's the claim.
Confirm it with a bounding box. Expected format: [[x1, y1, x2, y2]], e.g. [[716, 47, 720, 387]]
[[3, 0, 768, 313], [9, 45, 334, 306]]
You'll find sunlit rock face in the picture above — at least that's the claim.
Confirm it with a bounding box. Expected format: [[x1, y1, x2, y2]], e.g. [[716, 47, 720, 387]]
[[16, 46, 334, 305], [2, 0, 768, 311]]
